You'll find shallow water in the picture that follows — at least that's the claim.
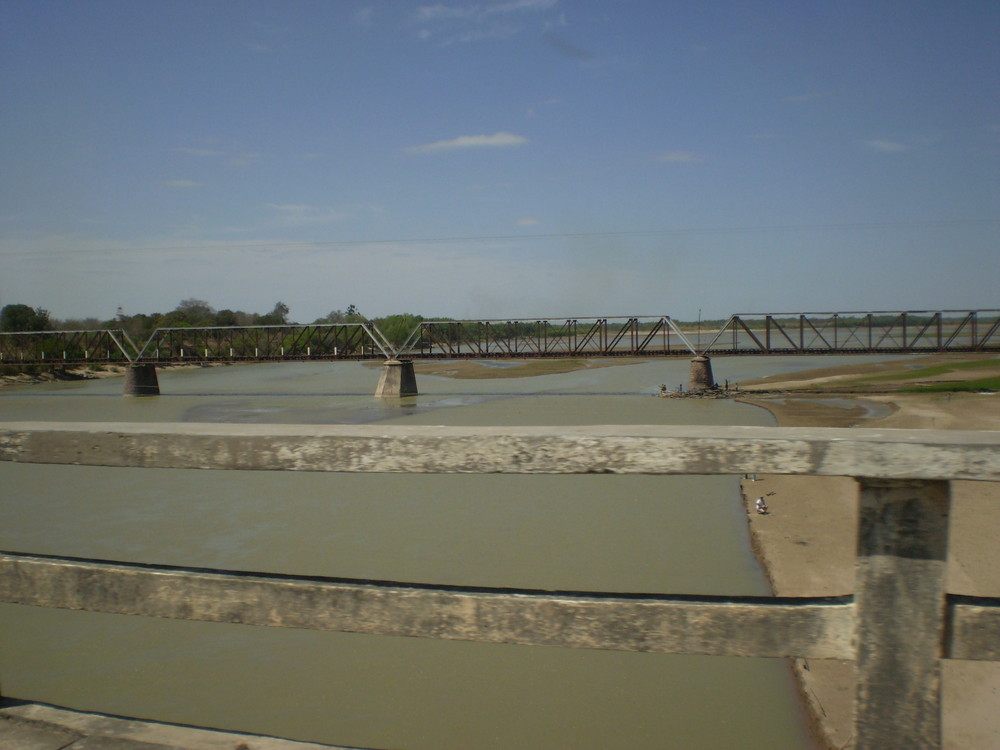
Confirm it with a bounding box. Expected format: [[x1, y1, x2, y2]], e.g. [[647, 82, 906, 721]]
[[0, 356, 894, 748]]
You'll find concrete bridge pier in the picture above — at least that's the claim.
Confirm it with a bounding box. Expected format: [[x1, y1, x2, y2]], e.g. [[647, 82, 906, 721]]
[[688, 355, 715, 391], [375, 359, 418, 397], [123, 364, 160, 397]]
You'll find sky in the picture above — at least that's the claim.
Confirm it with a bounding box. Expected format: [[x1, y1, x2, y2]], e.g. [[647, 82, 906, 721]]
[[1, 0, 997, 324]]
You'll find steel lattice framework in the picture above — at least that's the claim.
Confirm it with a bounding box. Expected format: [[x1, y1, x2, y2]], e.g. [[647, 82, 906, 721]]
[[1, 310, 998, 366], [703, 310, 1000, 355], [396, 317, 695, 358], [132, 322, 394, 362], [0, 329, 136, 365]]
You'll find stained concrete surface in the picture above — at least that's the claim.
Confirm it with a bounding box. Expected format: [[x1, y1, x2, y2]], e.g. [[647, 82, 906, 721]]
[[0, 701, 361, 750]]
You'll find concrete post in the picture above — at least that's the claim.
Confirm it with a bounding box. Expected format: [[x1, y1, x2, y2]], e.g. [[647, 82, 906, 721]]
[[852, 478, 950, 750], [688, 356, 714, 391], [375, 359, 417, 397], [123, 364, 160, 397]]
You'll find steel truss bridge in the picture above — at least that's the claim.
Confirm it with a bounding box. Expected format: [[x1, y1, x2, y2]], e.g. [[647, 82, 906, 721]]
[[1, 310, 999, 367]]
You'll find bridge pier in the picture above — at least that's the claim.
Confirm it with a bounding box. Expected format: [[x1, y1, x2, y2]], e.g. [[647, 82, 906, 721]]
[[688, 355, 715, 391], [375, 359, 417, 397], [123, 364, 160, 397]]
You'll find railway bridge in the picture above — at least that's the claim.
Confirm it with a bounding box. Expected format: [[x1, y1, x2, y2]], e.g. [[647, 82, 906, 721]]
[[1, 309, 998, 396]]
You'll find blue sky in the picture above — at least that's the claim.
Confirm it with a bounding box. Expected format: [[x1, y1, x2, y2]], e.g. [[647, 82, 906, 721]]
[[1, 0, 997, 323]]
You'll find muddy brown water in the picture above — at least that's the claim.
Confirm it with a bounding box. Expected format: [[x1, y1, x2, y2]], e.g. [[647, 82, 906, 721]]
[[0, 356, 901, 749]]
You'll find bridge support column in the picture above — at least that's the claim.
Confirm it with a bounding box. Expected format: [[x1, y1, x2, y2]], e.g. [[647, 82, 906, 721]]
[[688, 356, 715, 391], [375, 359, 417, 397], [123, 364, 160, 397]]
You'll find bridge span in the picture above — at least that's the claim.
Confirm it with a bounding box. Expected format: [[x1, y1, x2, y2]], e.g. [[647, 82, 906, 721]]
[[1, 309, 998, 396]]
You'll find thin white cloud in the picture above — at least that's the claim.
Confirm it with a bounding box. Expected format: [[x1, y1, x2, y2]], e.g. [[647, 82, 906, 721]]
[[417, 4, 478, 22], [487, 0, 557, 14], [406, 131, 529, 154], [517, 217, 541, 226], [418, 1, 555, 21], [416, 0, 557, 44], [655, 151, 704, 164], [161, 180, 201, 189], [863, 139, 909, 153]]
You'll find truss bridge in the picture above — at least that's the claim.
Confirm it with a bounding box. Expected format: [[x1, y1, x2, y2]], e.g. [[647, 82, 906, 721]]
[[1, 309, 997, 396]]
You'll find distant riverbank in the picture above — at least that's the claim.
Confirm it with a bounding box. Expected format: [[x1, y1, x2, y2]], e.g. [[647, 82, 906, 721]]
[[0, 365, 126, 387], [0, 362, 230, 388]]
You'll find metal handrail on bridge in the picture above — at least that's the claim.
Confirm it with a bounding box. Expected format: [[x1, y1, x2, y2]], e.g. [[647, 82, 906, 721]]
[[1, 422, 998, 749]]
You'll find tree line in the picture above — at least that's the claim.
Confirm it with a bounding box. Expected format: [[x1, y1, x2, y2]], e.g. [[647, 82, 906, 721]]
[[2, 300, 957, 346], [0, 300, 429, 347]]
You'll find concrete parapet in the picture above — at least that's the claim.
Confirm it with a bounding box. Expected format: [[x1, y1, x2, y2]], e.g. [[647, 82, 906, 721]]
[[688, 356, 715, 391], [375, 359, 417, 397], [122, 364, 160, 397]]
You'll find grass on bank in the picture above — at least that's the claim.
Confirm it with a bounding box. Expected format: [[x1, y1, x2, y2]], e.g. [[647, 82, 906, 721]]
[[842, 357, 1000, 392], [900, 375, 1000, 393], [855, 357, 1000, 383], [740, 354, 1000, 394]]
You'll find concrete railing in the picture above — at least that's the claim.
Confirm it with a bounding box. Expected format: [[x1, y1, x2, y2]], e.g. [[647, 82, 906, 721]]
[[1, 422, 999, 750]]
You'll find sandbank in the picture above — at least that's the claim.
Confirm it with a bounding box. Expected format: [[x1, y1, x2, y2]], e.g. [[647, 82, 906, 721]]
[[738, 385, 1000, 749]]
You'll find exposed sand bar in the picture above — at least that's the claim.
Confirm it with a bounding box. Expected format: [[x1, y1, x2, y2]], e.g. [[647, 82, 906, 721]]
[[738, 387, 1000, 750]]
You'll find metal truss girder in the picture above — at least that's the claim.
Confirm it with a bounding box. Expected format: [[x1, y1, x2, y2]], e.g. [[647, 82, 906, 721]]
[[3, 311, 998, 366]]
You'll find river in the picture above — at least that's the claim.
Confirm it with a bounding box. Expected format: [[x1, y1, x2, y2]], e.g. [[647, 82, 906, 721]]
[[0, 356, 888, 749]]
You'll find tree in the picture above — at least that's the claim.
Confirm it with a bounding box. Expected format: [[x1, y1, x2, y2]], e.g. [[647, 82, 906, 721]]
[[259, 301, 290, 325], [376, 313, 424, 346], [344, 304, 365, 323], [215, 309, 239, 327], [0, 304, 51, 332], [315, 309, 345, 324]]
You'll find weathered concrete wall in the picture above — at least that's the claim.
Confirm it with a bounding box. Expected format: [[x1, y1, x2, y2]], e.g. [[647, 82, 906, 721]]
[[0, 552, 853, 658], [0, 422, 997, 480], [1, 422, 999, 750]]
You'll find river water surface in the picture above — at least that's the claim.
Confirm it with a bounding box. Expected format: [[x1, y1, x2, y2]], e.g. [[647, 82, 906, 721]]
[[0, 356, 887, 749]]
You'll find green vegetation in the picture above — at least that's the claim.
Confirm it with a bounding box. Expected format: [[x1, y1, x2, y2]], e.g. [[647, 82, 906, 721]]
[[855, 358, 1000, 384], [742, 355, 1000, 394], [0, 304, 51, 332], [900, 376, 1000, 393]]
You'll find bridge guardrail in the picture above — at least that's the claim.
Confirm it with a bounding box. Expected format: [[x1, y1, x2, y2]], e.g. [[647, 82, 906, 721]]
[[1, 422, 999, 749]]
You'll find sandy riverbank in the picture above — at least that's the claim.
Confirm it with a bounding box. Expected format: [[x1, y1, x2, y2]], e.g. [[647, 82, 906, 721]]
[[737, 385, 1000, 749], [0, 365, 128, 387], [0, 362, 237, 388]]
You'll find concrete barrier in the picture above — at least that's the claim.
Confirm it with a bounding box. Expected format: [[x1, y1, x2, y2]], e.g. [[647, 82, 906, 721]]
[[1, 422, 998, 750]]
